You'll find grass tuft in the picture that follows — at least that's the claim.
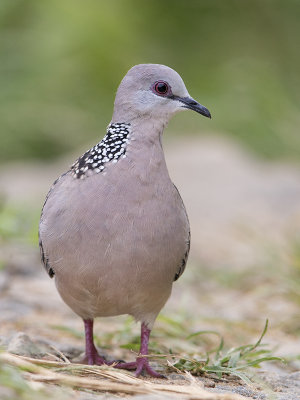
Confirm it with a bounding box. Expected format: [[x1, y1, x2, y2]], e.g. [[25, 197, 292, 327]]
[[168, 319, 283, 384]]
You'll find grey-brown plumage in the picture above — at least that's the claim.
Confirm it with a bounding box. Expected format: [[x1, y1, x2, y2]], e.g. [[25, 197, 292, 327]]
[[39, 64, 210, 377]]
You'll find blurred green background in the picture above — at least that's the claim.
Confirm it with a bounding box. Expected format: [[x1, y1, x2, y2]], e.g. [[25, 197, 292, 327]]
[[1, 0, 300, 162]]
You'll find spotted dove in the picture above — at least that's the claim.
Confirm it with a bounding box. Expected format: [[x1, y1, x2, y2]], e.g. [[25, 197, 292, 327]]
[[39, 64, 211, 377]]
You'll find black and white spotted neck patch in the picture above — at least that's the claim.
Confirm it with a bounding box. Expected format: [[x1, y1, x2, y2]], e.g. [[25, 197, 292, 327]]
[[71, 122, 131, 179]]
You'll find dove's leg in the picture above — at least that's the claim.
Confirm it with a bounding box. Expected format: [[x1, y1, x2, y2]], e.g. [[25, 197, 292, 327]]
[[115, 322, 165, 378], [81, 319, 108, 365]]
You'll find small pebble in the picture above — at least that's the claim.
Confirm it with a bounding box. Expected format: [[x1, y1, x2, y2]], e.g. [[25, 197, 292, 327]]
[[7, 332, 53, 357]]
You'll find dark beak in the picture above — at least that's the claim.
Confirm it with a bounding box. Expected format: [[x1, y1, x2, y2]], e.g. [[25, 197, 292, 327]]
[[170, 95, 211, 119]]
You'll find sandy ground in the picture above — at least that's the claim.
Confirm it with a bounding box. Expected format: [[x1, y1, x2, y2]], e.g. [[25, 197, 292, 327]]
[[0, 135, 300, 399]]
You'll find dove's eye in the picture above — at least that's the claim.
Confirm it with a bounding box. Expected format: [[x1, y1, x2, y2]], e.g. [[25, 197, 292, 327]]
[[152, 81, 171, 96]]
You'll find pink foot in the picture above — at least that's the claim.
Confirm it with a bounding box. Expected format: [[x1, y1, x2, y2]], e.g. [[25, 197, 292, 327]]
[[115, 358, 165, 378], [114, 323, 166, 378], [81, 352, 109, 366], [81, 352, 124, 366]]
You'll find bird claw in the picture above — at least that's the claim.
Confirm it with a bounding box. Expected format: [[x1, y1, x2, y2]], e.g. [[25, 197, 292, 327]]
[[81, 353, 125, 367], [81, 353, 108, 366], [115, 358, 166, 378]]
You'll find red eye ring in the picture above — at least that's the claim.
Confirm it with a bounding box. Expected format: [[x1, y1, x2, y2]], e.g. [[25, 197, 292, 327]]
[[153, 81, 169, 95]]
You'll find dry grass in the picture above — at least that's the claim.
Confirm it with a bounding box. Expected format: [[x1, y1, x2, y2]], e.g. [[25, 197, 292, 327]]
[[0, 352, 249, 400]]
